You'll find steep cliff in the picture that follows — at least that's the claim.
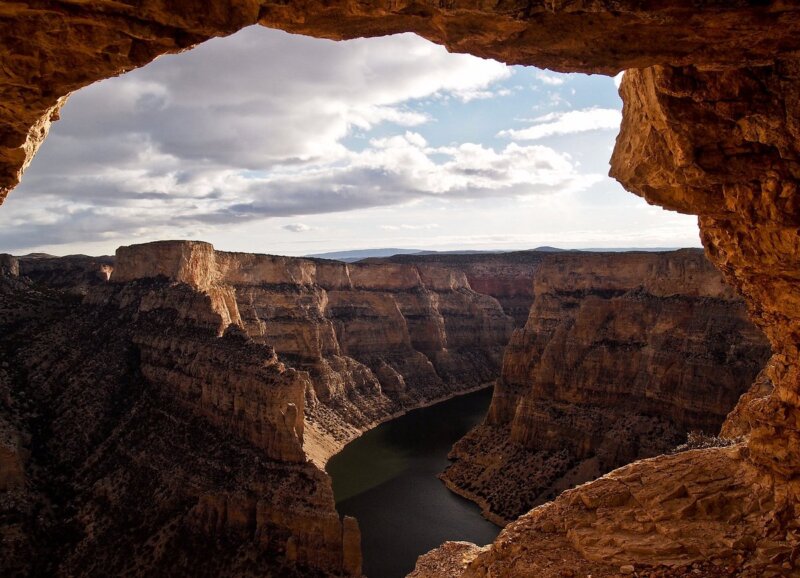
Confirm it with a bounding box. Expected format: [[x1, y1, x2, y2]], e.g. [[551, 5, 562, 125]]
[[0, 241, 525, 576], [113, 241, 514, 464], [0, 266, 360, 577], [442, 250, 769, 525]]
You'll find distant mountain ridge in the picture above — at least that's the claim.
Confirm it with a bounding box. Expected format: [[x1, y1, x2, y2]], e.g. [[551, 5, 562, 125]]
[[305, 245, 692, 262]]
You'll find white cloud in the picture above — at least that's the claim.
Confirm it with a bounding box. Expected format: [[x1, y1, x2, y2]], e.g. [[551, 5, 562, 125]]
[[3, 28, 517, 251], [187, 132, 602, 223], [498, 108, 622, 141], [0, 27, 670, 256], [614, 71, 625, 89], [535, 71, 566, 86], [20, 27, 511, 177]]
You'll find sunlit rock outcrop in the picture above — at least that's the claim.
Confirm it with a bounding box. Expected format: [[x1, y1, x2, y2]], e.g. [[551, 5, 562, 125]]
[[612, 64, 800, 480], [112, 241, 514, 464]]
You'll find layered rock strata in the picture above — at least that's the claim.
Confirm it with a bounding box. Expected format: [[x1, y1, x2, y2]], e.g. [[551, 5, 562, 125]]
[[0, 240, 524, 576], [0, 265, 360, 577], [0, 254, 19, 278], [419, 59, 800, 578], [373, 251, 546, 326], [419, 445, 792, 578], [113, 240, 514, 464], [442, 250, 769, 524]]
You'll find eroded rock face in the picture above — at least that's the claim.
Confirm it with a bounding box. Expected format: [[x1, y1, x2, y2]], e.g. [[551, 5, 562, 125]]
[[374, 251, 546, 326], [423, 59, 800, 574], [112, 241, 515, 464], [456, 445, 796, 578], [442, 250, 769, 523], [612, 63, 800, 480], [0, 267, 358, 577], [4, 3, 800, 203], [0, 254, 19, 278]]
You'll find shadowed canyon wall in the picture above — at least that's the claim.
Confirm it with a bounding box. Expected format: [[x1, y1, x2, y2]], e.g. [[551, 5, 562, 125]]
[[372, 251, 547, 326], [0, 241, 542, 576], [442, 250, 769, 524], [0, 257, 359, 578], [4, 2, 800, 577]]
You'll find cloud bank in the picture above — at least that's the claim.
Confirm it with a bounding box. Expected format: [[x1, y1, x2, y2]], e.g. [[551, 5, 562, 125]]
[[1, 27, 607, 251], [498, 108, 622, 141]]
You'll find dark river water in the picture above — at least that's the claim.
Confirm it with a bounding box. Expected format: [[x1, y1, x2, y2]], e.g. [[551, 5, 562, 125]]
[[326, 388, 501, 578]]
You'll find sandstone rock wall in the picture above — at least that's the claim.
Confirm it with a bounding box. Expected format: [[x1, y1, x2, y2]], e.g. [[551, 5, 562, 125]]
[[113, 241, 515, 463], [424, 444, 789, 578], [4, 2, 800, 577], [0, 265, 360, 577], [443, 249, 769, 524], [611, 63, 800, 481]]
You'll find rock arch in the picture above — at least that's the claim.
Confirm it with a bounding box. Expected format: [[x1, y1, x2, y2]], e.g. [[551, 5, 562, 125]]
[[3, 1, 800, 574]]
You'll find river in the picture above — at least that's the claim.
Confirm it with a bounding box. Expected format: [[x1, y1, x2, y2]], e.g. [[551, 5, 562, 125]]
[[326, 388, 500, 578]]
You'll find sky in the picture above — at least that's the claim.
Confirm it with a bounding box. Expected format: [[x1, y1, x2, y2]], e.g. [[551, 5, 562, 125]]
[[0, 26, 701, 257]]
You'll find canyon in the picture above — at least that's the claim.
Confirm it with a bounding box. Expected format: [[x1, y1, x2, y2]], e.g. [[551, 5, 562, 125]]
[[1, 242, 768, 576], [3, 2, 800, 577], [111, 240, 521, 465], [0, 241, 533, 577]]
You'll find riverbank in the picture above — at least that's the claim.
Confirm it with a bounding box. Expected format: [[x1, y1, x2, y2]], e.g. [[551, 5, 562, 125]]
[[307, 381, 496, 467]]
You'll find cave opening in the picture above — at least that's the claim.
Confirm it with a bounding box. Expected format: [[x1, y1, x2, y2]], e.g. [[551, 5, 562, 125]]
[[0, 25, 730, 575], [2, 4, 799, 577]]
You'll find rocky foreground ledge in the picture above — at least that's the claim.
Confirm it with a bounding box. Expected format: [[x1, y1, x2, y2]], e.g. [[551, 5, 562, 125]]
[[415, 444, 793, 578]]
